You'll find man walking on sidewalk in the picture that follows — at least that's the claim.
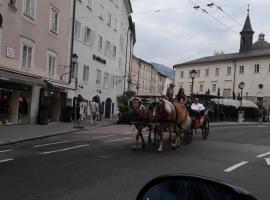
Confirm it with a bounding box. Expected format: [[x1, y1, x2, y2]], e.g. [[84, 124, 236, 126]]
[[89, 99, 99, 125]]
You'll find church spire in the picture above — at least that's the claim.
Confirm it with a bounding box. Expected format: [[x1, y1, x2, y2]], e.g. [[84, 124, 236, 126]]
[[239, 5, 254, 53]]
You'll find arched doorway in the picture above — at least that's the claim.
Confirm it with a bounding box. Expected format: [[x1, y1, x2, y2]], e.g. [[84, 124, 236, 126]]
[[92, 95, 101, 103], [105, 98, 112, 119]]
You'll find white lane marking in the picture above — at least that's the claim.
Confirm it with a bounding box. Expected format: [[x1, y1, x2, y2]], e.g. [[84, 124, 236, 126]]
[[40, 144, 90, 155], [0, 158, 14, 163], [103, 137, 132, 143], [265, 158, 270, 166], [224, 161, 248, 172], [0, 149, 13, 153], [256, 152, 270, 158], [120, 132, 133, 135], [91, 135, 114, 139], [34, 140, 78, 148]]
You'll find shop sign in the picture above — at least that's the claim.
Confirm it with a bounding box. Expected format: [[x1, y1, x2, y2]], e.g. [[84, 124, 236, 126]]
[[6, 47, 15, 59]]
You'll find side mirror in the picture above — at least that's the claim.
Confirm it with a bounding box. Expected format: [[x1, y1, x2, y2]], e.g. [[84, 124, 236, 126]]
[[137, 174, 257, 200]]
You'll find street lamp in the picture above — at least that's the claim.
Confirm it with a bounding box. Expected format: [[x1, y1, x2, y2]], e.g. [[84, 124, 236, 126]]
[[238, 81, 245, 110], [190, 69, 197, 96]]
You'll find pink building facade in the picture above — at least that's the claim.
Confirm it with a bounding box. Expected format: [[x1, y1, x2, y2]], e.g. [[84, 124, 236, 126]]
[[0, 0, 71, 125]]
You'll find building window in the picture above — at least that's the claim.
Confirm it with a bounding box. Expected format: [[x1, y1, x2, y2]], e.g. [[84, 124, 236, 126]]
[[212, 84, 217, 92], [215, 68, 219, 76], [96, 69, 102, 85], [98, 35, 103, 51], [197, 70, 200, 77], [49, 6, 59, 35], [82, 65, 89, 82], [47, 51, 56, 77], [20, 38, 34, 71], [107, 12, 112, 26], [180, 71, 184, 78], [205, 69, 209, 77], [9, 0, 17, 8], [227, 66, 231, 75], [111, 75, 115, 88], [105, 40, 110, 55], [223, 89, 231, 98], [99, 4, 104, 20], [84, 27, 91, 44], [103, 72, 109, 88], [23, 0, 35, 21], [239, 65, 244, 74], [199, 84, 203, 93], [113, 46, 116, 57], [114, 18, 118, 32], [74, 19, 81, 39], [115, 0, 119, 7], [254, 64, 260, 73], [87, 0, 93, 10], [119, 35, 124, 51]]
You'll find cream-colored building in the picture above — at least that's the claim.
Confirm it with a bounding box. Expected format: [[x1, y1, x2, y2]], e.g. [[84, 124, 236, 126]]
[[174, 12, 270, 108]]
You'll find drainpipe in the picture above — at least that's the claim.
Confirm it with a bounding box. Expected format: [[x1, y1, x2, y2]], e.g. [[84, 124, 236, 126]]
[[232, 59, 237, 100], [123, 26, 131, 94], [127, 32, 133, 91], [68, 0, 77, 84]]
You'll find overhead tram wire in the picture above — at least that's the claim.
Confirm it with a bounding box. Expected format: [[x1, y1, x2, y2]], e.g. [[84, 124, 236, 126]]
[[206, 0, 242, 27], [186, 0, 238, 35]]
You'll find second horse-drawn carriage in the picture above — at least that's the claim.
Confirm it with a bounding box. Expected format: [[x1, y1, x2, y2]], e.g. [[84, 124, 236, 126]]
[[129, 95, 209, 151]]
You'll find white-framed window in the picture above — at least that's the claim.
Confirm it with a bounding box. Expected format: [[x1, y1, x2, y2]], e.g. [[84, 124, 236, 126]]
[[197, 70, 200, 77], [215, 68, 219, 76], [199, 84, 203, 93], [239, 65, 244, 74], [8, 0, 17, 8], [96, 69, 102, 85], [23, 0, 36, 21], [99, 4, 104, 20], [254, 64, 260, 73], [180, 71, 184, 78], [119, 35, 124, 51], [114, 18, 118, 32], [87, 0, 93, 10], [111, 75, 115, 88], [84, 27, 91, 44], [107, 12, 112, 26], [212, 83, 217, 92], [205, 68, 209, 77], [113, 46, 116, 57], [227, 66, 231, 75], [105, 40, 110, 55], [83, 65, 90, 82], [98, 35, 103, 51], [49, 6, 59, 35], [20, 37, 35, 71], [74, 19, 81, 39], [47, 51, 57, 78], [103, 72, 109, 88]]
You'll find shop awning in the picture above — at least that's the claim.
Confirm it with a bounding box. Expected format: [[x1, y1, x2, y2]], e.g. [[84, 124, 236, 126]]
[[0, 69, 45, 86], [44, 80, 73, 92]]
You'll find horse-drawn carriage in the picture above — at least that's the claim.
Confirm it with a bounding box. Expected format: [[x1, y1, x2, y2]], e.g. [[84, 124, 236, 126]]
[[129, 95, 210, 151]]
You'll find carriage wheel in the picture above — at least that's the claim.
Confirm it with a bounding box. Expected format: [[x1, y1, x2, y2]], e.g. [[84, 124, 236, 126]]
[[185, 128, 193, 144], [202, 118, 209, 140]]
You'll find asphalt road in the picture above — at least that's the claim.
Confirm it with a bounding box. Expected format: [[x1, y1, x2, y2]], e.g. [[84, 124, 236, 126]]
[[0, 124, 270, 200]]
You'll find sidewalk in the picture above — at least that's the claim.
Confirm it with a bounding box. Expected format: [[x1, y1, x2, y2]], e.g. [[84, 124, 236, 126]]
[[0, 119, 117, 147], [210, 121, 270, 127]]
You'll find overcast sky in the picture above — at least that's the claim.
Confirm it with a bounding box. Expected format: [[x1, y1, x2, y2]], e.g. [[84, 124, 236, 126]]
[[130, 0, 270, 67]]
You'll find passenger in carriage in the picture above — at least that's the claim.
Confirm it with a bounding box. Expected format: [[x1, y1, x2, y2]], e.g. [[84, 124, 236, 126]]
[[161, 82, 175, 102], [176, 87, 187, 104], [190, 98, 205, 118]]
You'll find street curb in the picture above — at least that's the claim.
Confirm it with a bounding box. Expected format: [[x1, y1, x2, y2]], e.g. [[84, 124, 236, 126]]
[[210, 123, 268, 128], [0, 122, 116, 148]]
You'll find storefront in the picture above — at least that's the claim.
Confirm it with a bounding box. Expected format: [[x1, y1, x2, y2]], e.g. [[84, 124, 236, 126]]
[[0, 69, 44, 125]]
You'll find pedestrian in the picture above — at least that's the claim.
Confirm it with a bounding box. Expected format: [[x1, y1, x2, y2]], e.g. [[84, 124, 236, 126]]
[[97, 102, 104, 121], [89, 99, 99, 124], [79, 100, 87, 121]]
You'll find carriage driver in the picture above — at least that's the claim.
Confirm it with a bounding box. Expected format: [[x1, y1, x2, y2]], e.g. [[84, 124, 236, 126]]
[[190, 98, 205, 118], [162, 82, 175, 102]]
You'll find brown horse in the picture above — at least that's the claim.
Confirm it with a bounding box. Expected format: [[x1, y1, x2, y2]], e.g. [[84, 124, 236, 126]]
[[152, 98, 191, 151], [129, 97, 157, 149]]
